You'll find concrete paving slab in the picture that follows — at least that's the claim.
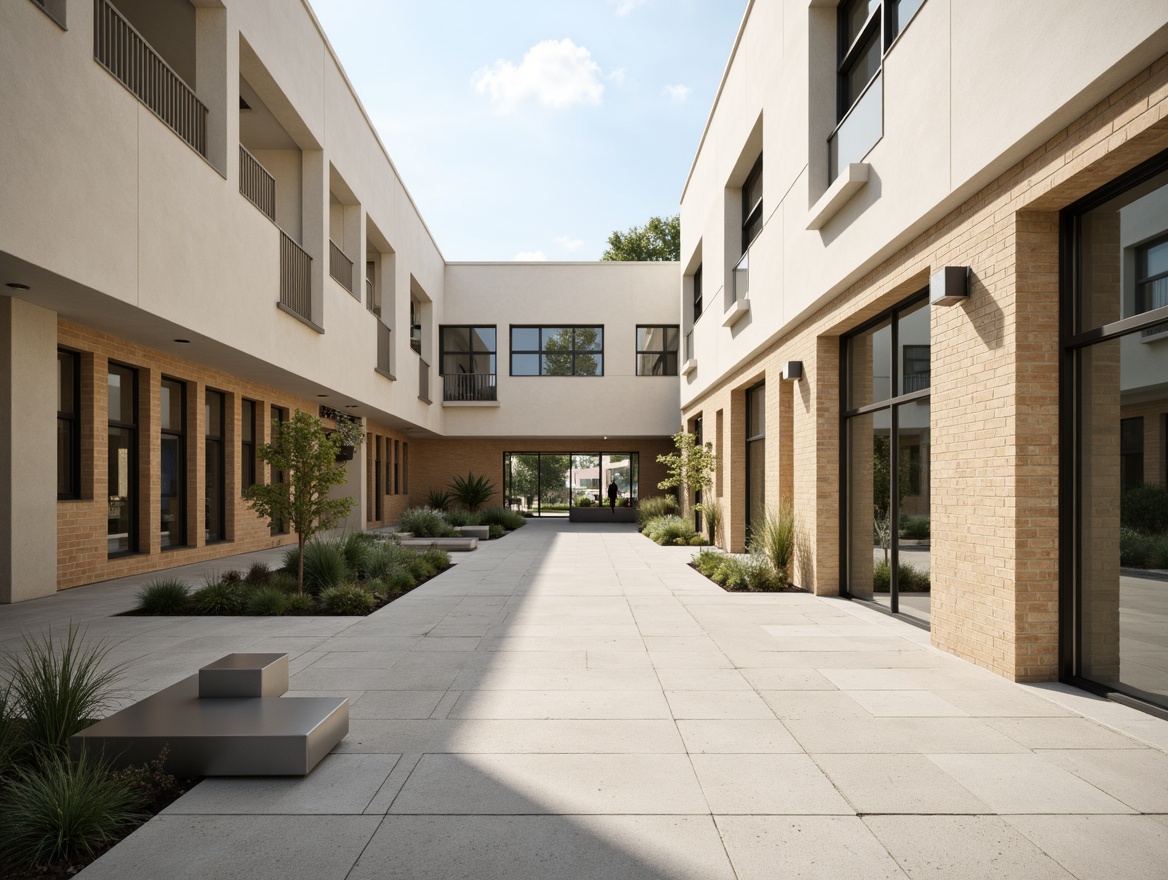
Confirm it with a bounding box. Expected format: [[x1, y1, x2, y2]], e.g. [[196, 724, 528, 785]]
[[689, 753, 854, 814], [1035, 748, 1168, 811], [812, 753, 991, 814], [1004, 814, 1168, 880], [716, 816, 910, 880], [675, 719, 803, 753]]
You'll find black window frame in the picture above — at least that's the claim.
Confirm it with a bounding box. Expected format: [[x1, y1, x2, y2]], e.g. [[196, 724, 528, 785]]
[[745, 382, 766, 542], [509, 326, 605, 377], [410, 299, 422, 355], [241, 397, 257, 492], [692, 264, 703, 323], [107, 361, 139, 558], [205, 388, 226, 543], [741, 156, 763, 252], [1135, 232, 1168, 315], [1120, 417, 1145, 490], [160, 376, 187, 549], [635, 325, 680, 377], [439, 325, 497, 376], [57, 348, 81, 500], [836, 0, 882, 122]]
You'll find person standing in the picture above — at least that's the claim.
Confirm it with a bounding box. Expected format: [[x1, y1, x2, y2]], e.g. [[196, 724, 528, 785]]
[[607, 479, 619, 512]]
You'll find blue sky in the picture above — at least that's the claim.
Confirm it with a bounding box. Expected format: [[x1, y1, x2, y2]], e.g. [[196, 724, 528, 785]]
[[307, 0, 744, 261]]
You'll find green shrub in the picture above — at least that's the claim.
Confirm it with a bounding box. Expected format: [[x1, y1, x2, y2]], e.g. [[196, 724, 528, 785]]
[[364, 543, 406, 581], [899, 515, 931, 540], [0, 683, 22, 780], [0, 751, 144, 868], [488, 524, 505, 540], [333, 532, 376, 578], [285, 593, 314, 614], [386, 568, 417, 593], [477, 507, 526, 530], [267, 571, 300, 595], [872, 560, 930, 592], [398, 507, 458, 538], [319, 584, 375, 615], [750, 500, 796, 588], [443, 508, 476, 527], [693, 549, 723, 576], [1120, 526, 1153, 567], [688, 534, 708, 546], [421, 547, 451, 570], [576, 496, 594, 507], [221, 569, 244, 585], [406, 555, 437, 580], [426, 488, 451, 511], [110, 746, 181, 813], [643, 514, 696, 546], [281, 546, 300, 575], [244, 561, 272, 585], [1122, 483, 1168, 535], [714, 556, 748, 590], [301, 540, 350, 593], [1149, 534, 1168, 570], [745, 554, 782, 591], [3, 624, 126, 760], [448, 472, 497, 512], [245, 586, 288, 616], [133, 579, 190, 615], [637, 495, 678, 526], [190, 581, 245, 615]]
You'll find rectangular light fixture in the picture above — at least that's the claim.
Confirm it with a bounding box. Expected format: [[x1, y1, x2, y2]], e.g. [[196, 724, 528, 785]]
[[930, 266, 970, 306], [781, 361, 803, 381]]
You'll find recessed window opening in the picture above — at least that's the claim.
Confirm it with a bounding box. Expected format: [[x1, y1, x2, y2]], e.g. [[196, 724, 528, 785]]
[[636, 326, 680, 376], [57, 349, 81, 500], [160, 378, 186, 549], [510, 326, 604, 377]]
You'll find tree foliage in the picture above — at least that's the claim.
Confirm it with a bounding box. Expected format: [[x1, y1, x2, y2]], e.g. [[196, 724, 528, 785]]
[[657, 431, 716, 502], [601, 214, 680, 262], [243, 410, 354, 595], [542, 327, 600, 376]]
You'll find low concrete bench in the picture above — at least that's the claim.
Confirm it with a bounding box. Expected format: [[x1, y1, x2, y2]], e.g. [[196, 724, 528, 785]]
[[71, 653, 347, 776], [397, 536, 478, 551], [456, 525, 490, 540]]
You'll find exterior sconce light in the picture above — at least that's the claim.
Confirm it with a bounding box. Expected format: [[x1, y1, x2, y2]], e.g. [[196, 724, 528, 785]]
[[930, 266, 971, 306], [781, 361, 803, 381]]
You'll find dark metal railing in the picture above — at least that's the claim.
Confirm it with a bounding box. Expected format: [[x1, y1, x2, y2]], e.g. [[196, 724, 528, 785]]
[[329, 240, 354, 293], [239, 145, 275, 220], [94, 0, 207, 156], [279, 231, 312, 322], [443, 373, 497, 402], [419, 359, 430, 402]]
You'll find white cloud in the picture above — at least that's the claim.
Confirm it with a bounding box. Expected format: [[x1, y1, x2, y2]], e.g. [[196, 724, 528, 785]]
[[472, 39, 604, 111], [554, 236, 584, 252], [608, 0, 647, 16], [513, 250, 548, 261], [663, 84, 692, 103]]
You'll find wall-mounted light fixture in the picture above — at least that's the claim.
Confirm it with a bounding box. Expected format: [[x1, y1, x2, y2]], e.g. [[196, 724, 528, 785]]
[[5, 283, 31, 291], [930, 266, 971, 306], [781, 361, 803, 381]]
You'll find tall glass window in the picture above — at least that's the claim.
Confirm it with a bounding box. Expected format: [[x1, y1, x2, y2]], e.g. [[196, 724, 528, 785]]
[[1065, 154, 1168, 709], [160, 378, 185, 549], [510, 326, 604, 377], [270, 405, 288, 535], [843, 294, 931, 625], [241, 398, 257, 491], [503, 452, 639, 516], [692, 264, 703, 323], [742, 157, 763, 251], [745, 383, 766, 541], [107, 363, 137, 556], [205, 389, 225, 542], [440, 326, 497, 401], [57, 349, 80, 499]]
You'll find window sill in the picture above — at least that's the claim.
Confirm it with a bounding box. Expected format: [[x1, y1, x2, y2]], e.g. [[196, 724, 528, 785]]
[[442, 399, 501, 407], [374, 367, 396, 381], [681, 358, 698, 377], [722, 299, 750, 328], [277, 302, 324, 334], [807, 162, 870, 231]]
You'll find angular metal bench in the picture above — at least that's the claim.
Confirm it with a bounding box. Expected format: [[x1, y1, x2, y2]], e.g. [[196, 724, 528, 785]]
[[70, 653, 347, 776]]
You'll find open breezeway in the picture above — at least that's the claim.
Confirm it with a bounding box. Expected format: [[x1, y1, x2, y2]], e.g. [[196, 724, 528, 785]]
[[3, 519, 1167, 879]]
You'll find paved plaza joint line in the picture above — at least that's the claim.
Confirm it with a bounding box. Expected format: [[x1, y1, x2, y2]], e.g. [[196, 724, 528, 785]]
[[3, 519, 1167, 880]]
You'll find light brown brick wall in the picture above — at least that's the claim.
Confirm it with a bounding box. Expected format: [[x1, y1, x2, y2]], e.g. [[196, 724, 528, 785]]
[[682, 54, 1168, 680]]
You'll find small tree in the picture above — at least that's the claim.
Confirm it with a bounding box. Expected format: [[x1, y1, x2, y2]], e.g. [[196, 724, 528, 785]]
[[243, 410, 354, 596], [657, 431, 716, 519], [601, 214, 680, 262]]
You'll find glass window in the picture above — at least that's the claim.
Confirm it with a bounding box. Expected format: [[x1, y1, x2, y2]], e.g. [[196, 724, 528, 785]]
[[889, 0, 925, 39], [897, 302, 931, 395], [205, 390, 225, 542], [847, 319, 892, 409], [108, 364, 137, 556], [693, 264, 703, 323], [745, 383, 766, 540], [440, 326, 498, 401], [270, 406, 288, 535], [57, 350, 80, 499], [160, 378, 185, 549], [241, 398, 256, 491], [636, 325, 680, 376], [1120, 417, 1144, 489], [742, 157, 763, 251], [510, 326, 604, 377]]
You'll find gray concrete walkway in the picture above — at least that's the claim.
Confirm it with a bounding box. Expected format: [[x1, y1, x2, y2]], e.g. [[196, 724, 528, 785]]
[[3, 519, 1168, 879]]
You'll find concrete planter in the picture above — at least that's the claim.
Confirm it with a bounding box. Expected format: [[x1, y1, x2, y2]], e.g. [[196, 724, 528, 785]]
[[569, 507, 637, 523]]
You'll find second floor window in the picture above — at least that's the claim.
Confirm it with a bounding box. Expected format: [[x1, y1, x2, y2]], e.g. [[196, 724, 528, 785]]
[[636, 326, 680, 376], [692, 264, 703, 322], [440, 326, 497, 376], [511, 326, 603, 377], [1136, 235, 1168, 315], [742, 157, 763, 251]]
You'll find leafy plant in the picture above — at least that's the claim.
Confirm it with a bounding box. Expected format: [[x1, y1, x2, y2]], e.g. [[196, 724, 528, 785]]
[[699, 497, 723, 547], [872, 560, 931, 592], [576, 496, 594, 507], [643, 514, 698, 546], [334, 532, 375, 578], [133, 579, 189, 615], [448, 472, 498, 512], [442, 508, 477, 527], [301, 540, 351, 593], [243, 410, 355, 596], [0, 751, 144, 868], [1121, 483, 1168, 535], [398, 507, 458, 538], [750, 500, 796, 588], [332, 415, 365, 449], [899, 515, 931, 540], [285, 593, 314, 614], [637, 495, 679, 526], [426, 488, 452, 511], [110, 745, 182, 813], [488, 524, 505, 540], [656, 431, 716, 520], [477, 507, 526, 530], [190, 581, 245, 615], [244, 561, 272, 585], [320, 584, 375, 615], [267, 571, 300, 595], [245, 586, 288, 616], [386, 568, 417, 593], [3, 624, 126, 760]]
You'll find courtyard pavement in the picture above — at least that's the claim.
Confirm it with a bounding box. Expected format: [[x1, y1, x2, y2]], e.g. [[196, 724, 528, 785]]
[[3, 519, 1168, 879]]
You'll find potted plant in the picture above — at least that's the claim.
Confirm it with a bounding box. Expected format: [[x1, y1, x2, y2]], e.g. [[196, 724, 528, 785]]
[[332, 415, 364, 461]]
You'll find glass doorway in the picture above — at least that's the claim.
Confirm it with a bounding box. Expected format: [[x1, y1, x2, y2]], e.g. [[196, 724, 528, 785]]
[[504, 452, 639, 516]]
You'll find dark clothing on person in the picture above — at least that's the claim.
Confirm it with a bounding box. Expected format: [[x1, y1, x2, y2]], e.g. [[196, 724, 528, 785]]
[[607, 481, 619, 511]]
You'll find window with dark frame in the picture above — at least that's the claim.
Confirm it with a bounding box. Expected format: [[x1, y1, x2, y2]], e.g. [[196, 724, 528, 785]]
[[636, 326, 680, 376], [410, 299, 422, 354], [693, 264, 703, 323], [57, 349, 80, 500], [902, 345, 930, 393], [837, 0, 882, 122], [440, 326, 497, 401], [241, 398, 257, 491], [270, 405, 288, 535], [510, 326, 604, 377], [107, 363, 138, 557], [741, 157, 763, 252], [205, 390, 226, 542], [160, 378, 186, 549], [1136, 235, 1168, 315], [1121, 417, 1145, 489]]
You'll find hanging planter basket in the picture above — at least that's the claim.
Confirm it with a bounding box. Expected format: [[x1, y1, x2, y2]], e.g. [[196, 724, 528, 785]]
[[336, 444, 355, 462]]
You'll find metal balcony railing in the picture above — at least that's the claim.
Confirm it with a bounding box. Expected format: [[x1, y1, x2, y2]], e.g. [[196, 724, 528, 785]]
[[443, 373, 497, 402], [94, 0, 207, 156], [419, 359, 431, 402], [732, 251, 749, 303], [684, 329, 694, 361], [279, 231, 312, 322], [239, 145, 275, 221], [376, 321, 391, 374], [329, 241, 354, 293]]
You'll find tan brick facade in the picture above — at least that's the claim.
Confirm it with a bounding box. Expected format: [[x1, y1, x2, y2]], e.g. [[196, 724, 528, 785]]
[[682, 55, 1168, 681]]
